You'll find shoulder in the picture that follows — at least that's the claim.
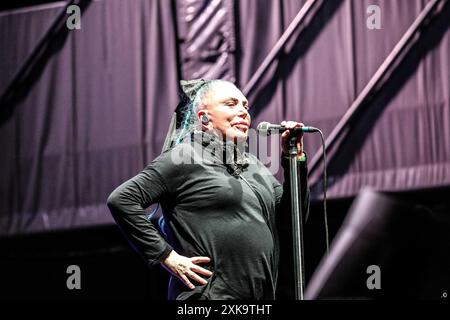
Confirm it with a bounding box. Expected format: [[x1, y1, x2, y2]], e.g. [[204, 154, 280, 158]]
[[152, 142, 195, 165], [148, 141, 207, 177]]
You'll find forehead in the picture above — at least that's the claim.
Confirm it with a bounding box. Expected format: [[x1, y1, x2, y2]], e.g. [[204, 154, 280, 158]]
[[206, 82, 247, 102]]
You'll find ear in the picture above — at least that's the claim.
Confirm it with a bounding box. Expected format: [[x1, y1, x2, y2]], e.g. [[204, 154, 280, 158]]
[[197, 110, 211, 129], [197, 109, 206, 122]]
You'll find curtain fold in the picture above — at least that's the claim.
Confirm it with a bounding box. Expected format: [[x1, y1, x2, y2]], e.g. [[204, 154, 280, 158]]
[[1, 0, 449, 235], [236, 0, 450, 198], [0, 0, 179, 235]]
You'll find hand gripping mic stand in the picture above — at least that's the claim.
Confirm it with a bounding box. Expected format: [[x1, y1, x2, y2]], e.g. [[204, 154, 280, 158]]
[[287, 133, 306, 300]]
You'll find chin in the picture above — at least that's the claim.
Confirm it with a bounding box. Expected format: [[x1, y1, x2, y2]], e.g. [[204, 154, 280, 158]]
[[231, 132, 248, 142], [220, 127, 249, 142]]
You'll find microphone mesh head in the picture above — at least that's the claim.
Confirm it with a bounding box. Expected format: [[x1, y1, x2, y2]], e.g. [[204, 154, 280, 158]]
[[257, 121, 270, 136]]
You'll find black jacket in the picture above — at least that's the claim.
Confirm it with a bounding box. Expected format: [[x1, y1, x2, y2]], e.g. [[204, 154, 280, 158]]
[[107, 131, 309, 300]]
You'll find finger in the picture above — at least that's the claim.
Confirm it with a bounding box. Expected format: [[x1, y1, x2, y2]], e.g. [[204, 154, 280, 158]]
[[179, 273, 195, 290], [281, 121, 286, 126], [284, 121, 296, 129], [191, 256, 211, 264], [187, 270, 208, 285], [286, 121, 304, 129], [191, 265, 213, 277]]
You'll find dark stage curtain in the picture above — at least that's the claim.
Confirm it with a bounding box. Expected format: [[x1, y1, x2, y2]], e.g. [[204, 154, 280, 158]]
[[236, 0, 450, 198], [1, 0, 449, 235], [0, 0, 179, 235]]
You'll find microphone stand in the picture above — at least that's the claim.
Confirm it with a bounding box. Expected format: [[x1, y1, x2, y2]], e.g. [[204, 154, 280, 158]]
[[287, 134, 305, 300]]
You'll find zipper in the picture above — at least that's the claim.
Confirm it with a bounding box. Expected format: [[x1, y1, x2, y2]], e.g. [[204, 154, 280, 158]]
[[238, 173, 278, 294], [237, 173, 274, 240]]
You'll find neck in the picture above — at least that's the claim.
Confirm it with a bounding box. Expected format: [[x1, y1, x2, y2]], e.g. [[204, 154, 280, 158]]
[[192, 130, 248, 166]]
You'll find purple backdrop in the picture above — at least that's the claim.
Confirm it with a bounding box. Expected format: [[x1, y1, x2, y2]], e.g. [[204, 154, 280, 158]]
[[0, 0, 179, 234], [1, 0, 449, 235]]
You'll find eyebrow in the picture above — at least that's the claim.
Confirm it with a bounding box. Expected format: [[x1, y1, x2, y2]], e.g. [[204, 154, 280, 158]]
[[222, 97, 249, 106]]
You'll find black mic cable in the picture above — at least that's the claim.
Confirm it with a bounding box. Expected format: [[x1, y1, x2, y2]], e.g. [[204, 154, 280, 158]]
[[316, 128, 329, 255]]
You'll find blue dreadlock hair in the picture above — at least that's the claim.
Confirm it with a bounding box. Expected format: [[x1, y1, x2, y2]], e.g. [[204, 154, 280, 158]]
[[175, 101, 194, 145], [172, 79, 230, 146]]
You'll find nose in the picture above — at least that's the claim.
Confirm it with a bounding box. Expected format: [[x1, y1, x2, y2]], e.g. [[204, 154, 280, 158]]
[[237, 110, 251, 127], [237, 104, 249, 117], [237, 109, 249, 122]]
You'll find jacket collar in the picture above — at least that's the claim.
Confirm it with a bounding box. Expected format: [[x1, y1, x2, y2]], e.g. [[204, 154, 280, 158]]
[[191, 130, 249, 176]]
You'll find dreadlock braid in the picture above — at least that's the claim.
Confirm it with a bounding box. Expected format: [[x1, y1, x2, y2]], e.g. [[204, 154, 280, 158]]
[[174, 79, 230, 145]]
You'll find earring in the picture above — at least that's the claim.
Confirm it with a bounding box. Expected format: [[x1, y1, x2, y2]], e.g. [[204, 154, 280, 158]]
[[201, 115, 209, 124]]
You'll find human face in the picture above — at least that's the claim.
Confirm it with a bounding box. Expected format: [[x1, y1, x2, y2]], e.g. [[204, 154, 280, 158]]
[[198, 82, 251, 141]]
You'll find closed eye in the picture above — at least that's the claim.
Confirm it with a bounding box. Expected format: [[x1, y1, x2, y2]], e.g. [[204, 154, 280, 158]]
[[224, 98, 249, 110]]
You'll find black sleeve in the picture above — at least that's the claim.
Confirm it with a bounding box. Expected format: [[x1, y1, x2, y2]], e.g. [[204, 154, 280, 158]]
[[106, 164, 173, 267]]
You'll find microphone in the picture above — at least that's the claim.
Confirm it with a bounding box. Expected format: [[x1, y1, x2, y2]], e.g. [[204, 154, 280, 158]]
[[257, 121, 319, 136]]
